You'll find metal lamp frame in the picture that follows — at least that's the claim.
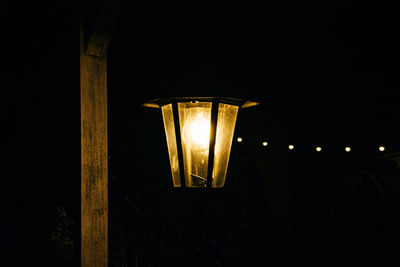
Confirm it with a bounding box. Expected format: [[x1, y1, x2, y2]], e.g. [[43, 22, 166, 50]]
[[144, 97, 259, 188]]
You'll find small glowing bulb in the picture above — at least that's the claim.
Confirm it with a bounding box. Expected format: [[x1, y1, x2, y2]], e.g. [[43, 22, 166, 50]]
[[345, 147, 351, 152], [182, 114, 210, 151], [237, 137, 243, 143], [316, 146, 322, 152], [262, 141, 268, 147], [379, 146, 385, 152], [289, 145, 294, 150]]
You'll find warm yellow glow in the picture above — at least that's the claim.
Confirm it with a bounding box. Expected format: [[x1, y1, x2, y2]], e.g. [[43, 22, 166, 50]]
[[212, 103, 239, 187], [161, 104, 181, 187], [179, 103, 212, 187], [379, 146, 385, 152], [316, 146, 322, 152], [182, 113, 210, 152], [289, 145, 294, 150], [148, 98, 246, 188], [345, 147, 351, 152], [262, 141, 268, 147]]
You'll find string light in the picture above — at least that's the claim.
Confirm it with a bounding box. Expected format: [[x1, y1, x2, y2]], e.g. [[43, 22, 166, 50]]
[[232, 138, 393, 154], [262, 141, 268, 147]]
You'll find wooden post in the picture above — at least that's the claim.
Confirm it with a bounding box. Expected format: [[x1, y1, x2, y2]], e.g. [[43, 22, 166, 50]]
[[80, 1, 119, 265], [80, 22, 108, 267]]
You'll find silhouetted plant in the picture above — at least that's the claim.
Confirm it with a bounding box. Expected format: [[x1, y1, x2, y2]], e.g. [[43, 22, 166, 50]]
[[50, 206, 75, 264], [51, 163, 259, 267]]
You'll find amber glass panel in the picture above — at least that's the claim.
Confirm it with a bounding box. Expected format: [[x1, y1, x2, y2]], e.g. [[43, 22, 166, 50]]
[[161, 104, 181, 187], [212, 103, 239, 187], [178, 102, 212, 187]]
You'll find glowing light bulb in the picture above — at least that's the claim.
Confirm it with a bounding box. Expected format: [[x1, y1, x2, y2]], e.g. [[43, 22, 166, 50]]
[[182, 113, 210, 151], [289, 145, 294, 150], [379, 146, 385, 152], [345, 147, 351, 152], [316, 146, 322, 152], [262, 141, 268, 147], [237, 137, 243, 143]]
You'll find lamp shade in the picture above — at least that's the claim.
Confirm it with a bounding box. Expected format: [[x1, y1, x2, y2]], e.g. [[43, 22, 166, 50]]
[[144, 97, 259, 188]]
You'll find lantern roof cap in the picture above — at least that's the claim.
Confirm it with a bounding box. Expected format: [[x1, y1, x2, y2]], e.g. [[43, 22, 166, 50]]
[[143, 97, 259, 109]]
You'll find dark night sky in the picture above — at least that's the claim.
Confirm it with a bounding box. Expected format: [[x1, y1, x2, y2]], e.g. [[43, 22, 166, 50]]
[[6, 0, 400, 266], [107, 0, 399, 146]]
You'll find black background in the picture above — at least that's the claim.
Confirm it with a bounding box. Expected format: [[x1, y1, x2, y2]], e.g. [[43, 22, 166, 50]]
[[5, 0, 400, 266]]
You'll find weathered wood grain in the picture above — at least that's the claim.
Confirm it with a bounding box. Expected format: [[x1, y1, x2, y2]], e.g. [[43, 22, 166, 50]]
[[80, 21, 108, 267], [85, 0, 120, 57]]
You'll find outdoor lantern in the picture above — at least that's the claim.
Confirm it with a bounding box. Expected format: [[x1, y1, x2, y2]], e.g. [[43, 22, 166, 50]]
[[143, 97, 259, 188]]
